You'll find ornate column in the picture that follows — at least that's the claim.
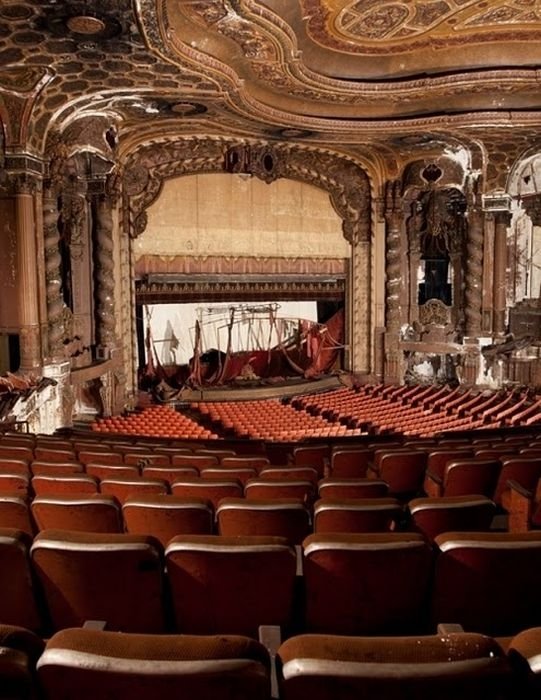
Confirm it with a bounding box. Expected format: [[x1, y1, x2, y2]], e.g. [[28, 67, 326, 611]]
[[14, 175, 42, 372], [43, 185, 65, 360], [493, 210, 511, 336], [383, 180, 404, 382], [91, 190, 117, 359], [345, 218, 371, 374], [464, 176, 484, 338]]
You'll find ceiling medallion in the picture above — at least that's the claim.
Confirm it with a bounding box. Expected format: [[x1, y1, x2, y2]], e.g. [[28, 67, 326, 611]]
[[45, 6, 122, 41], [66, 16, 107, 35]]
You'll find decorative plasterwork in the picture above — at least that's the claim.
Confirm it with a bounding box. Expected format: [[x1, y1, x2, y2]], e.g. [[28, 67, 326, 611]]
[[308, 0, 541, 49], [122, 136, 371, 244], [166, 0, 541, 117], [136, 274, 345, 304]]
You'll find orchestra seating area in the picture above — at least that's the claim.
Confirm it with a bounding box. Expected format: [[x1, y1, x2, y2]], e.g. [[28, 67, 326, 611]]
[[182, 383, 540, 440], [2, 384, 541, 698]]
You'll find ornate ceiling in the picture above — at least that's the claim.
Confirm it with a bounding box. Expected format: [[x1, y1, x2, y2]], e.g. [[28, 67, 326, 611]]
[[1, 0, 541, 182]]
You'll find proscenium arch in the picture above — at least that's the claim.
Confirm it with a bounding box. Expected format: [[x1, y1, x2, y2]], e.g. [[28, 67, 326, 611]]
[[121, 136, 373, 382]]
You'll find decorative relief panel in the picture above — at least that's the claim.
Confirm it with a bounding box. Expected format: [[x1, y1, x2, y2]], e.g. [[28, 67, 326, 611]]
[[305, 0, 541, 51]]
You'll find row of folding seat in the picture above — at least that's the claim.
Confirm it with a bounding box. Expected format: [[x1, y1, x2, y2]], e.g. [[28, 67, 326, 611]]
[[3, 528, 541, 640], [4, 622, 541, 700], [290, 384, 539, 437], [0, 484, 500, 545]]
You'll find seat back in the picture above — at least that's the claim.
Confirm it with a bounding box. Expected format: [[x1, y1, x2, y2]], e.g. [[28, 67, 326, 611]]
[[37, 628, 271, 700], [373, 450, 428, 498], [85, 464, 139, 481], [318, 477, 388, 500], [442, 459, 500, 497], [276, 632, 513, 700], [217, 498, 311, 544], [171, 478, 243, 509], [201, 467, 257, 485], [0, 472, 29, 495], [303, 533, 432, 635], [142, 466, 198, 485], [99, 477, 168, 504], [221, 456, 271, 470], [31, 495, 122, 533], [166, 534, 297, 637], [31, 530, 165, 633], [432, 531, 541, 635], [0, 623, 45, 700], [409, 496, 496, 542], [0, 529, 42, 631], [330, 448, 374, 477], [30, 461, 83, 477], [493, 456, 541, 505], [0, 495, 33, 535], [313, 498, 402, 534], [123, 495, 214, 545], [245, 479, 316, 505], [32, 474, 99, 496], [260, 467, 319, 484]]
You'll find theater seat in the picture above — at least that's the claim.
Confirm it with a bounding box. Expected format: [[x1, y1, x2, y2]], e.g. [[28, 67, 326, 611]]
[[276, 631, 513, 700], [0, 529, 42, 632], [31, 530, 165, 634], [166, 534, 297, 638], [122, 495, 214, 545], [31, 495, 122, 533], [217, 498, 311, 544], [408, 495, 496, 542], [303, 532, 432, 635], [37, 627, 271, 700], [0, 623, 45, 700], [432, 531, 541, 636], [313, 498, 402, 534]]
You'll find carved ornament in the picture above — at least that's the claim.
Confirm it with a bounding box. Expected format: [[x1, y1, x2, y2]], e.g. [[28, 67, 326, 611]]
[[123, 137, 371, 243]]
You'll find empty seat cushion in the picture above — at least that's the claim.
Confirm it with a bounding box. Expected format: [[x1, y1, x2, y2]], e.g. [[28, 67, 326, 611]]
[[276, 632, 513, 700], [37, 628, 271, 700]]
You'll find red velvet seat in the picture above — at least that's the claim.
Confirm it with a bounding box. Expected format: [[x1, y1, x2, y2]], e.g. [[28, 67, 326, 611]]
[[276, 631, 513, 700], [424, 459, 500, 498], [432, 531, 541, 636], [166, 534, 297, 637], [123, 495, 214, 545], [31, 495, 122, 533], [0, 529, 43, 631], [303, 532, 432, 635], [318, 477, 388, 500], [37, 627, 271, 700], [409, 495, 496, 542], [172, 477, 243, 509], [313, 498, 402, 534], [368, 449, 428, 499], [217, 498, 311, 544], [31, 530, 165, 633]]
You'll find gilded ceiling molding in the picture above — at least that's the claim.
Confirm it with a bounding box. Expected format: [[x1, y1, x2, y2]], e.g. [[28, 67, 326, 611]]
[[168, 0, 541, 115], [302, 0, 541, 53], [0, 65, 54, 149], [122, 136, 371, 243]]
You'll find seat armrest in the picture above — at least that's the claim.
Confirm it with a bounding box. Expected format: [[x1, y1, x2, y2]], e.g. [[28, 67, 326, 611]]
[[508, 479, 535, 533], [424, 470, 443, 498], [507, 479, 533, 499], [259, 625, 281, 700], [83, 620, 107, 630], [437, 623, 465, 635]]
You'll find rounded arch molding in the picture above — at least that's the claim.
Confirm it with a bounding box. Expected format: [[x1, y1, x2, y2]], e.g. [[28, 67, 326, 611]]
[[121, 136, 371, 244], [121, 136, 373, 375]]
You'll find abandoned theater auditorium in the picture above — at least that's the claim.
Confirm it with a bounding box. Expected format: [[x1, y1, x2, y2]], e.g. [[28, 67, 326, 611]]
[[4, 1, 541, 698]]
